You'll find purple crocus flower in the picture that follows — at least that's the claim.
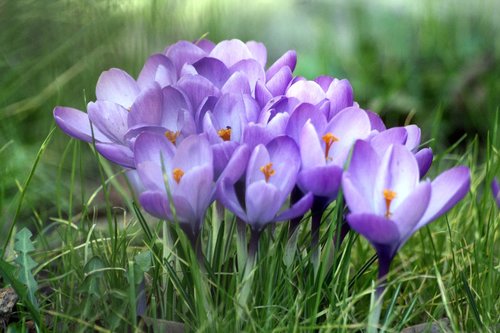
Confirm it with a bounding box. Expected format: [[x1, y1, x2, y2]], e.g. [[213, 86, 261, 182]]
[[134, 132, 214, 241], [492, 178, 500, 208], [217, 136, 313, 234], [342, 140, 470, 291]]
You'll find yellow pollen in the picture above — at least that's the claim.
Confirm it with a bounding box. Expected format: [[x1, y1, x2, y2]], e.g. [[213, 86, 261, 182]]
[[322, 132, 339, 160], [383, 189, 397, 218], [172, 168, 184, 184], [217, 126, 232, 141], [165, 130, 180, 145], [260, 163, 276, 183]]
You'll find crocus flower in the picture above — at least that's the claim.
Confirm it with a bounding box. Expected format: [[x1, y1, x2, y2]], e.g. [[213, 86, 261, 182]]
[[342, 140, 470, 287], [134, 132, 214, 240], [492, 178, 500, 208], [217, 136, 313, 233]]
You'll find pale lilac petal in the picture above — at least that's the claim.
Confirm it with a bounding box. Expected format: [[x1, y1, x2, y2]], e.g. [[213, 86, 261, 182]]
[[175, 165, 214, 220], [246, 41, 267, 67], [286, 80, 326, 105], [255, 80, 273, 107], [221, 72, 251, 95], [325, 79, 354, 119], [266, 66, 292, 97], [230, 59, 265, 92], [300, 121, 325, 169], [314, 76, 333, 91], [274, 191, 313, 222], [177, 75, 219, 110], [266, 136, 300, 195], [217, 144, 251, 183], [404, 125, 421, 150], [297, 165, 343, 198], [241, 123, 274, 150], [347, 213, 401, 245], [95, 142, 135, 168], [195, 39, 215, 53], [366, 110, 386, 132], [370, 127, 408, 156], [162, 86, 192, 130], [210, 39, 253, 67], [128, 83, 163, 128], [392, 181, 431, 240], [53, 106, 108, 143], [343, 140, 380, 212], [164, 41, 207, 73], [96, 68, 140, 109], [212, 141, 239, 180], [286, 103, 327, 144], [266, 50, 296, 80], [417, 166, 470, 229], [172, 134, 213, 173], [137, 54, 176, 89], [245, 181, 281, 230], [87, 101, 128, 144], [246, 144, 271, 188]]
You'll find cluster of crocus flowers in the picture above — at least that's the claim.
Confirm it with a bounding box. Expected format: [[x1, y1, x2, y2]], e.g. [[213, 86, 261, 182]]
[[53, 39, 470, 294]]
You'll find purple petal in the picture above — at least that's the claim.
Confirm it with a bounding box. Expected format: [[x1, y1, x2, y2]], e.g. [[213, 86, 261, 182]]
[[221, 72, 251, 95], [404, 125, 421, 150], [140, 190, 172, 220], [416, 166, 470, 229], [192, 57, 230, 88], [245, 181, 281, 230], [128, 83, 163, 128], [286, 103, 327, 144], [246, 41, 267, 67], [137, 54, 176, 89], [241, 123, 275, 150], [175, 165, 214, 220], [95, 142, 135, 168], [314, 76, 333, 91], [96, 68, 140, 109], [266, 66, 292, 96], [492, 178, 500, 208], [217, 144, 251, 183], [195, 39, 215, 53], [212, 141, 239, 180], [255, 80, 273, 107], [172, 134, 213, 174], [342, 140, 380, 213], [325, 79, 354, 119], [177, 75, 219, 111], [209, 39, 253, 67], [415, 148, 433, 177], [246, 144, 271, 188], [392, 181, 431, 241], [286, 80, 326, 105], [266, 136, 301, 195], [217, 178, 248, 220], [347, 213, 401, 245], [297, 165, 343, 198], [300, 121, 326, 169], [370, 127, 408, 156], [230, 59, 265, 92], [87, 101, 128, 144], [53, 106, 108, 143], [266, 50, 297, 80], [274, 191, 313, 222], [164, 41, 207, 73], [366, 110, 386, 132]]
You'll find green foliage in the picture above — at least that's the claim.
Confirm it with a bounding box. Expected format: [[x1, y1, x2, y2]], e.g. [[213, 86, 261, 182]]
[[13, 228, 38, 309]]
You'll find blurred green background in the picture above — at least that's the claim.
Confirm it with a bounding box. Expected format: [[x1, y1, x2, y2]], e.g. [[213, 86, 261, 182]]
[[1, 0, 499, 233]]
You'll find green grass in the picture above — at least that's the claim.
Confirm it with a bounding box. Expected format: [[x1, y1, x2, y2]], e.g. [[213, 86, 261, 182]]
[[1, 0, 499, 331]]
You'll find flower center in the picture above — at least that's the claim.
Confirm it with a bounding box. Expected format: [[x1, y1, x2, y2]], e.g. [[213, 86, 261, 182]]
[[165, 130, 180, 145], [217, 126, 232, 141], [322, 132, 339, 160], [383, 189, 397, 218], [260, 163, 276, 183], [172, 168, 184, 184]]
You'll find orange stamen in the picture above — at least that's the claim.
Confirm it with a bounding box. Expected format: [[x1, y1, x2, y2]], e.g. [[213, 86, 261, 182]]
[[260, 163, 276, 183], [172, 168, 184, 184], [217, 126, 232, 141], [322, 132, 339, 160], [165, 130, 180, 145], [383, 189, 397, 218]]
